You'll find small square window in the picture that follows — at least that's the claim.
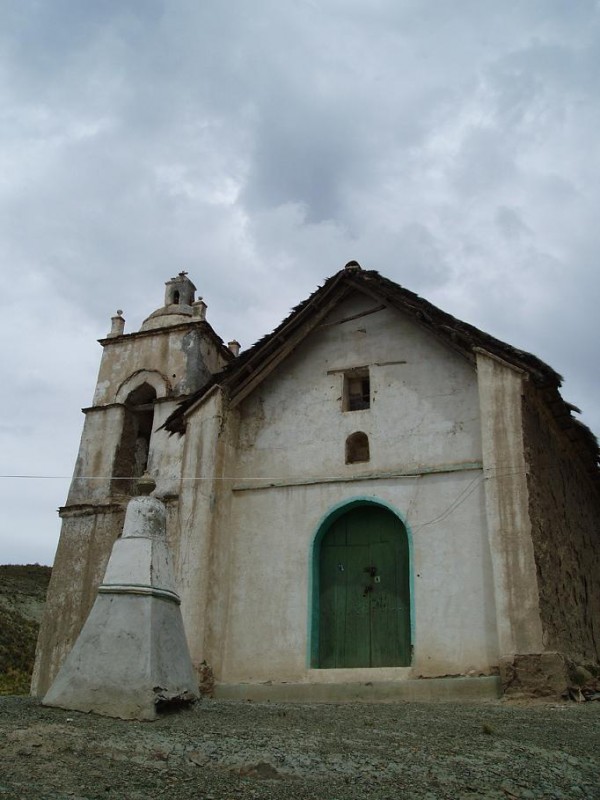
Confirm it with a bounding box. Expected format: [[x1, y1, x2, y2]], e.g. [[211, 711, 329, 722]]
[[343, 369, 370, 411]]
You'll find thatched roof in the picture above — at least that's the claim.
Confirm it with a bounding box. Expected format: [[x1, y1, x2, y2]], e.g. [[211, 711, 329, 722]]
[[163, 263, 598, 484]]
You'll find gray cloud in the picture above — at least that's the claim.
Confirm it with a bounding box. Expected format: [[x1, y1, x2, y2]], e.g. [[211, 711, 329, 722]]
[[1, 0, 599, 562]]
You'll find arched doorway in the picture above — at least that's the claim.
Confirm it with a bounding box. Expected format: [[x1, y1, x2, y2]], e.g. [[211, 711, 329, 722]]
[[316, 504, 411, 668]]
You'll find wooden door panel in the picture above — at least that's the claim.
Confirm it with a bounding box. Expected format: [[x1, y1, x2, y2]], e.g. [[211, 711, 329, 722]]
[[318, 506, 410, 668], [369, 540, 410, 666], [319, 544, 346, 668], [342, 542, 370, 667]]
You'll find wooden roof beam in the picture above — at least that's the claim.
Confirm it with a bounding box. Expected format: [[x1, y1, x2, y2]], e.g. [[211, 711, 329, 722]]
[[230, 288, 350, 409]]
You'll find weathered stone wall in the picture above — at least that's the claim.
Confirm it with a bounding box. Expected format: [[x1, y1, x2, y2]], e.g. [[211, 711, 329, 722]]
[[33, 315, 230, 697], [476, 354, 544, 659], [93, 324, 219, 406], [522, 385, 600, 664]]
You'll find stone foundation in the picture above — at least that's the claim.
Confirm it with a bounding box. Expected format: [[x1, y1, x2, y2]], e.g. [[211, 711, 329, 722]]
[[499, 652, 600, 699]]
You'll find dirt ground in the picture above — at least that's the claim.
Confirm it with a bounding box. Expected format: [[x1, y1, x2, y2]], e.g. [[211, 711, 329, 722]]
[[0, 695, 599, 800]]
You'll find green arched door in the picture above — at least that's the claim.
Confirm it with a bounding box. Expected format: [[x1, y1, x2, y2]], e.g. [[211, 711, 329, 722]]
[[318, 505, 411, 668]]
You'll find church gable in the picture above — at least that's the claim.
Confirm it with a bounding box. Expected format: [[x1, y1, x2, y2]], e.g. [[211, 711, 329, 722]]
[[165, 263, 597, 493], [234, 289, 483, 486]]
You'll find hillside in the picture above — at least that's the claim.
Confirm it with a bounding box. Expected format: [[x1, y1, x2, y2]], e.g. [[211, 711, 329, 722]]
[[0, 564, 52, 695]]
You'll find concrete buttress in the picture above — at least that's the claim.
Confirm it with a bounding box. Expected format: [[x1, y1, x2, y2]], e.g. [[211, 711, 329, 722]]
[[42, 488, 199, 720]]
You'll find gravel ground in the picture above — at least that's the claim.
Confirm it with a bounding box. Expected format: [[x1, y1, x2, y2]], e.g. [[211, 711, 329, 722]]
[[1, 695, 599, 800]]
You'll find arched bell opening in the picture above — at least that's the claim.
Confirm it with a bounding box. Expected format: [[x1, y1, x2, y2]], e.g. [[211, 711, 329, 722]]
[[111, 382, 157, 497]]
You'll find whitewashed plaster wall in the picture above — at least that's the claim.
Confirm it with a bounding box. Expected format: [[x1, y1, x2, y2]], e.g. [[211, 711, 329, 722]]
[[65, 397, 187, 503], [178, 291, 498, 683], [66, 406, 125, 505], [213, 475, 496, 682], [234, 293, 482, 484], [174, 388, 228, 665], [476, 352, 544, 656], [31, 506, 126, 696], [93, 324, 218, 406], [68, 322, 226, 504]]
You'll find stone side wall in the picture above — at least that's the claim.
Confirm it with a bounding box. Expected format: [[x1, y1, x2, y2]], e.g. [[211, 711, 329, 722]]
[[522, 385, 600, 664]]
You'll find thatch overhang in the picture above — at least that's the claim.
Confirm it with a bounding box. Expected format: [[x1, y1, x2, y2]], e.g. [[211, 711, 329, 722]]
[[162, 264, 599, 486]]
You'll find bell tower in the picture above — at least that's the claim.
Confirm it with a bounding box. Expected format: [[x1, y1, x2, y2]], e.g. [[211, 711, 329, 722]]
[[32, 272, 234, 697], [164, 271, 196, 307]]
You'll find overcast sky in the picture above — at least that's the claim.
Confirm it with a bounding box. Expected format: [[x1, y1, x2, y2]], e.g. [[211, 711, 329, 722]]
[[1, 0, 599, 565]]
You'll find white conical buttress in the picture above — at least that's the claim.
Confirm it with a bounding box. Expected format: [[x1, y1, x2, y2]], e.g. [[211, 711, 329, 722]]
[[43, 494, 199, 720]]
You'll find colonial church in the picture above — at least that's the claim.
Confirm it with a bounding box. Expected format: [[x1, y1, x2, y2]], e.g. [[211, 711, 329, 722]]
[[33, 262, 600, 700]]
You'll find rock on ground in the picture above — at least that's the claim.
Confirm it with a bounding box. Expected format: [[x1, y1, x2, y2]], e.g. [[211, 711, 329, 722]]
[[0, 696, 599, 799]]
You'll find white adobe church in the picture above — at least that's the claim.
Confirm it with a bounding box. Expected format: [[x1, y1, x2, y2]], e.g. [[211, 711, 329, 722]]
[[33, 262, 600, 701]]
